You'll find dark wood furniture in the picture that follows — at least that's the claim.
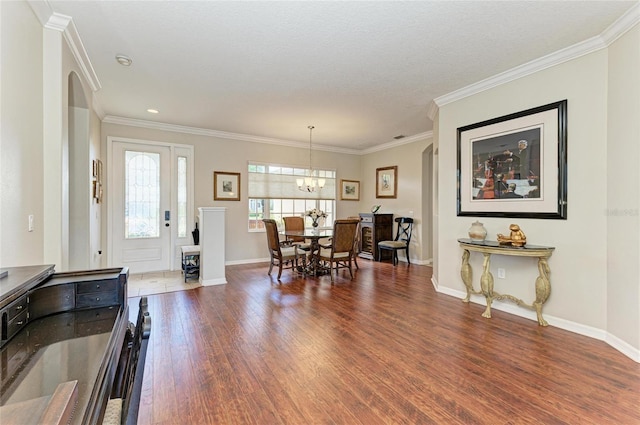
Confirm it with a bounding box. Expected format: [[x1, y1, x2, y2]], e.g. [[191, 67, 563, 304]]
[[0, 265, 150, 424], [358, 213, 393, 261]]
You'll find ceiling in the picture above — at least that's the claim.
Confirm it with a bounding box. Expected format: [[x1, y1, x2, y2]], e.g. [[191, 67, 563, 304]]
[[45, 1, 636, 151]]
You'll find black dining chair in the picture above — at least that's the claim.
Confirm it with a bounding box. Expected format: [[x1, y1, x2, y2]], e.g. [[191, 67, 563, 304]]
[[378, 217, 414, 266]]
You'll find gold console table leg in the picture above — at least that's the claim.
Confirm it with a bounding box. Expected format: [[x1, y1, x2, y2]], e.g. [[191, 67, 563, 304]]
[[460, 250, 473, 302], [533, 258, 551, 326], [480, 253, 494, 319]]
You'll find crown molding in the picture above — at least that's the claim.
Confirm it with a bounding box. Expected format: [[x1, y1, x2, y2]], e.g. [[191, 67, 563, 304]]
[[102, 115, 362, 155], [58, 15, 101, 92], [27, 0, 53, 27], [361, 131, 433, 155], [601, 2, 640, 45], [103, 115, 432, 155], [433, 35, 606, 108], [27, 1, 101, 92], [426, 100, 438, 121], [433, 4, 640, 108]]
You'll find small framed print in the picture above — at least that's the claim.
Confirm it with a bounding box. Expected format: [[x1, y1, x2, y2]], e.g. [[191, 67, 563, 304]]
[[376, 166, 397, 199], [340, 179, 360, 201], [214, 171, 241, 201]]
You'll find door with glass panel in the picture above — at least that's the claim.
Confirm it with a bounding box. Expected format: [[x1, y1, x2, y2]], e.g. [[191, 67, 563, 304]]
[[111, 142, 172, 273]]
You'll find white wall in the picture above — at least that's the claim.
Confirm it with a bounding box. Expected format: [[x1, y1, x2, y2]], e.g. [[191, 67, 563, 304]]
[[101, 123, 433, 265], [1, 2, 102, 270], [101, 122, 363, 263], [606, 25, 640, 352], [0, 1, 45, 266], [436, 38, 640, 359], [438, 51, 610, 328], [361, 137, 433, 263]]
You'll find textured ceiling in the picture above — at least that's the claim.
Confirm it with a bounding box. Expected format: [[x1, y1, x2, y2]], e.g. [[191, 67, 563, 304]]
[[47, 1, 636, 150]]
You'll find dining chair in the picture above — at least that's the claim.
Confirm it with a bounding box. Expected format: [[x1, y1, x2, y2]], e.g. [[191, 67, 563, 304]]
[[347, 216, 362, 270], [378, 217, 414, 266], [318, 218, 359, 283], [262, 219, 304, 280], [283, 216, 312, 253]]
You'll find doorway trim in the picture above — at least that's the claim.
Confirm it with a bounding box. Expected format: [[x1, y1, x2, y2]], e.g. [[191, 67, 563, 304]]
[[106, 136, 195, 272]]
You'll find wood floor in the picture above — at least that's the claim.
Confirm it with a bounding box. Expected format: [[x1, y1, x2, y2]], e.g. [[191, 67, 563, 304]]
[[128, 260, 640, 425]]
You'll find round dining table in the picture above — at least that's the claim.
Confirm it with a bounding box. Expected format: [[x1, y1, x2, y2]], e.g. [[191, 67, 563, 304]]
[[281, 228, 332, 276]]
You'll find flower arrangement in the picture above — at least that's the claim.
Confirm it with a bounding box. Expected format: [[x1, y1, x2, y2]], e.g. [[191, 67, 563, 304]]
[[305, 208, 327, 227]]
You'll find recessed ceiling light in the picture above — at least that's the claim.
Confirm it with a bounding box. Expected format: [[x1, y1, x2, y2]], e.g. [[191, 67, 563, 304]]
[[147, 109, 159, 114], [115, 54, 132, 66]]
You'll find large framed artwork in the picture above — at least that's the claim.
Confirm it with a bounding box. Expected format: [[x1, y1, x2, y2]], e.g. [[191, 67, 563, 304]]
[[376, 166, 397, 199], [213, 171, 241, 201], [340, 179, 360, 201], [457, 100, 567, 219]]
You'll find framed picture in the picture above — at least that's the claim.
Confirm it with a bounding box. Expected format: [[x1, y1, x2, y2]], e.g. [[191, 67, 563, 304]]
[[376, 166, 398, 199], [457, 100, 567, 219], [213, 171, 241, 201], [340, 179, 360, 201]]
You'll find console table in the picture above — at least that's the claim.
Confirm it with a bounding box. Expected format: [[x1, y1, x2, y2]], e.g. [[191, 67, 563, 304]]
[[458, 238, 555, 326]]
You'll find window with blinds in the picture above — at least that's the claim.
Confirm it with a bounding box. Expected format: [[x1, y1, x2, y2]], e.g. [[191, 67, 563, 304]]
[[248, 162, 336, 231]]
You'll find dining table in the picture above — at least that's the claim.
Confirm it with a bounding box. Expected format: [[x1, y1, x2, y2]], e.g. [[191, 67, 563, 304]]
[[281, 228, 333, 276]]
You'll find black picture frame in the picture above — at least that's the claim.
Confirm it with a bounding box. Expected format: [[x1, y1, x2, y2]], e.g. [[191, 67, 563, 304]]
[[457, 100, 567, 219]]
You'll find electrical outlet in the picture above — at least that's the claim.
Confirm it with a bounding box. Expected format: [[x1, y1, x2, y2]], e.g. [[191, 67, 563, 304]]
[[497, 268, 506, 279]]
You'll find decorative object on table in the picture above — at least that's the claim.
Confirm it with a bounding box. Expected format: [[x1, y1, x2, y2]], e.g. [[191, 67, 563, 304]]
[[371, 204, 381, 214], [340, 179, 360, 200], [296, 125, 325, 192], [192, 222, 199, 245], [376, 166, 398, 198], [457, 99, 567, 219], [213, 171, 241, 201], [305, 208, 327, 227], [468, 220, 487, 242], [497, 224, 527, 246]]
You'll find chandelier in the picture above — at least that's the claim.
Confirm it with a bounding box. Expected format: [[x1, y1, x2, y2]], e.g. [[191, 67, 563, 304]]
[[297, 125, 325, 192]]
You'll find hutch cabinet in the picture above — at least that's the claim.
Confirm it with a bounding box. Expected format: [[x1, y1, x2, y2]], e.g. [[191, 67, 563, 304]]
[[358, 213, 393, 261]]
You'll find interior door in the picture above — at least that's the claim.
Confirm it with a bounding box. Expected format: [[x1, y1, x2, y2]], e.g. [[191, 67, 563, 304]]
[[111, 141, 171, 273]]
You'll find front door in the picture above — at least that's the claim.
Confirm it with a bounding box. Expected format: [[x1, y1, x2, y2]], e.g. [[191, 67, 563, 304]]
[[110, 141, 172, 273]]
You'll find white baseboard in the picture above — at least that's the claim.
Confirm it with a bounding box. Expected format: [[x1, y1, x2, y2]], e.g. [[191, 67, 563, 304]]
[[436, 286, 640, 363], [200, 277, 227, 286], [226, 258, 270, 266]]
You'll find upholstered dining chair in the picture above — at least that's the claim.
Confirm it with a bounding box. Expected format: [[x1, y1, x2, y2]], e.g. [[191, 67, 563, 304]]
[[318, 218, 360, 283], [262, 219, 304, 280], [378, 217, 414, 266], [347, 216, 362, 270], [283, 216, 312, 253]]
